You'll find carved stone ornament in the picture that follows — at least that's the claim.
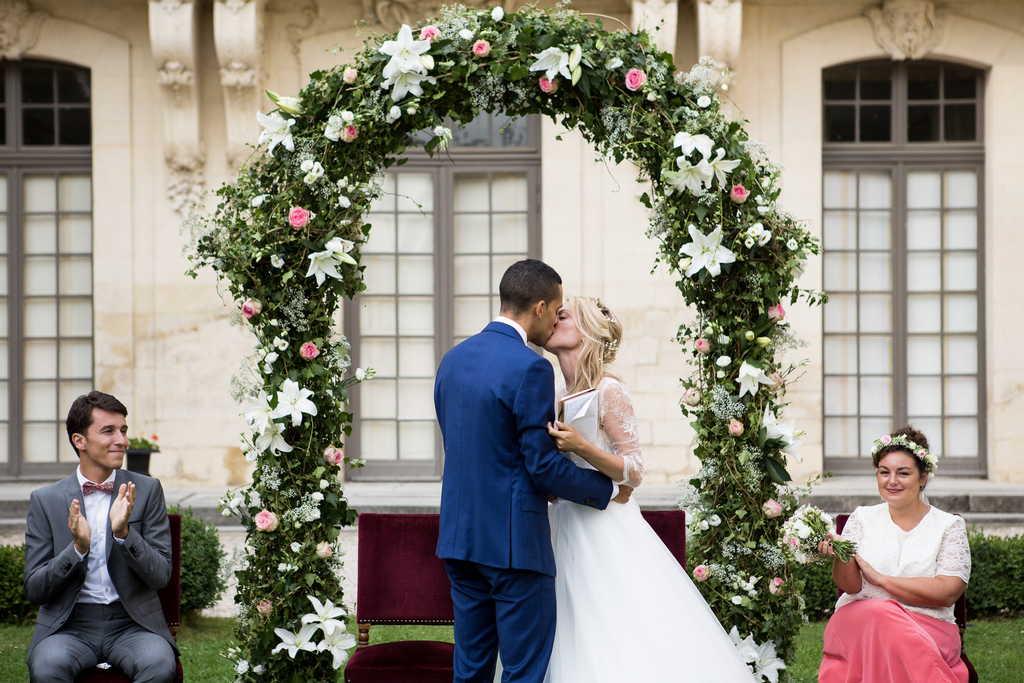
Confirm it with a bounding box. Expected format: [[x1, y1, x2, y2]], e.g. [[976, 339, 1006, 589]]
[[866, 0, 947, 61], [0, 0, 46, 60], [631, 0, 679, 56], [214, 0, 266, 166], [149, 0, 204, 213], [696, 0, 742, 74]]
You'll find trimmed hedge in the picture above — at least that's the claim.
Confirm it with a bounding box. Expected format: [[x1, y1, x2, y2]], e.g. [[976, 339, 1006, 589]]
[[0, 544, 35, 624], [167, 505, 227, 614]]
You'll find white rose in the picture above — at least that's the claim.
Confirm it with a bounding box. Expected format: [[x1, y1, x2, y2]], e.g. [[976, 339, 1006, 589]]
[[697, 95, 712, 108], [699, 520, 709, 531], [300, 159, 314, 173], [320, 479, 329, 489], [290, 542, 301, 552], [709, 514, 721, 527], [338, 195, 351, 209], [606, 57, 623, 70], [491, 6, 504, 21], [341, 110, 355, 123], [459, 28, 474, 40], [716, 356, 732, 367], [235, 660, 249, 675], [271, 255, 284, 268], [731, 595, 743, 605], [311, 492, 324, 502]]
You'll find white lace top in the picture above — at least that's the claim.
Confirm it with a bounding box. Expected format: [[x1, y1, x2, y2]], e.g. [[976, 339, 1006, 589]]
[[555, 377, 643, 487], [834, 503, 971, 624]]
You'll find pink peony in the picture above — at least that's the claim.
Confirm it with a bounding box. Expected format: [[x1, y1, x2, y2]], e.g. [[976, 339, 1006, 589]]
[[728, 418, 744, 436], [472, 40, 491, 57], [300, 341, 320, 360], [241, 299, 262, 318], [316, 541, 333, 559], [762, 499, 783, 519], [288, 206, 310, 229], [682, 388, 701, 407], [539, 76, 559, 94], [342, 67, 358, 84], [420, 25, 440, 42], [324, 445, 344, 465], [254, 509, 279, 532], [730, 185, 750, 204], [340, 125, 358, 143], [694, 338, 711, 355], [692, 564, 710, 582], [256, 599, 272, 616], [625, 68, 647, 91], [767, 303, 786, 321], [769, 577, 785, 595]]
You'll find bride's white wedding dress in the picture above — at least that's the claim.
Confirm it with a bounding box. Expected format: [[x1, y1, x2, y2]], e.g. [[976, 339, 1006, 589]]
[[545, 377, 756, 683]]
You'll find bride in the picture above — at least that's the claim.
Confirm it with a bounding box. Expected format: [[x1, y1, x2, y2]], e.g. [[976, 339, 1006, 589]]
[[542, 296, 756, 683]]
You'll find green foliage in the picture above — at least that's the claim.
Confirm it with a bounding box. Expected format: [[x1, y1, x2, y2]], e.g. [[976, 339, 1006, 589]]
[[168, 506, 227, 614], [966, 530, 1024, 618], [793, 559, 838, 620], [0, 545, 36, 625]]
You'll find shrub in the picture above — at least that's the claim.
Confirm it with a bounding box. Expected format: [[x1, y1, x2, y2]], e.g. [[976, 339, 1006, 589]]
[[794, 559, 837, 620], [0, 544, 37, 624], [966, 530, 1024, 618], [168, 505, 227, 614]]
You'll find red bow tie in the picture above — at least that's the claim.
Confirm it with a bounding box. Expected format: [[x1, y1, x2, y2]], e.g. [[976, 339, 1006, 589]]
[[82, 481, 115, 496]]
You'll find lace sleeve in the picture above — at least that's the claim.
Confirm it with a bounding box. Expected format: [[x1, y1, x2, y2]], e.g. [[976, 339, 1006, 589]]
[[935, 516, 971, 584], [599, 379, 643, 487], [841, 507, 866, 544]]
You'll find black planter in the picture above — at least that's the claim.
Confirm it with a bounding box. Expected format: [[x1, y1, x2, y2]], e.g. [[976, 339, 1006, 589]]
[[125, 448, 158, 476]]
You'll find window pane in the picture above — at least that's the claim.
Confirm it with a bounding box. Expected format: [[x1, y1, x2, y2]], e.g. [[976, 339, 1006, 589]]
[[823, 253, 856, 291], [858, 253, 890, 291], [859, 64, 892, 100], [360, 297, 396, 335], [908, 105, 939, 142], [0, 341, 7, 378], [824, 376, 857, 415], [859, 336, 892, 374], [907, 376, 942, 416], [23, 109, 55, 145], [907, 63, 940, 99], [58, 175, 92, 212], [57, 69, 90, 103], [24, 340, 56, 378], [859, 294, 891, 333], [824, 105, 855, 142], [495, 115, 528, 147], [824, 294, 857, 332], [59, 299, 93, 342], [398, 422, 436, 460], [452, 116, 488, 147], [58, 380, 92, 417], [944, 211, 976, 249], [945, 377, 977, 416], [23, 422, 57, 462], [360, 421, 397, 460], [945, 171, 977, 209], [823, 211, 856, 250], [21, 67, 54, 104], [824, 335, 858, 374], [397, 379, 435, 419], [860, 376, 892, 415], [24, 257, 56, 296], [914, 418, 943, 457], [0, 175, 7, 212], [363, 255, 396, 295], [369, 174, 396, 212], [944, 336, 977, 374], [907, 336, 942, 375], [24, 176, 56, 211], [491, 255, 519, 292], [454, 297, 490, 338], [859, 173, 890, 209], [361, 379, 396, 418], [23, 215, 56, 254], [906, 252, 940, 291], [858, 211, 890, 249], [907, 211, 941, 251], [492, 174, 528, 212], [944, 294, 976, 333], [24, 299, 56, 337], [58, 108, 91, 146], [945, 418, 978, 456], [907, 172, 941, 209], [397, 213, 432, 253], [944, 66, 976, 99], [859, 105, 891, 142], [23, 381, 56, 419], [58, 215, 92, 253], [454, 174, 489, 212], [824, 417, 858, 456], [491, 214, 528, 253], [58, 256, 92, 295], [364, 214, 396, 253], [944, 104, 975, 142], [944, 252, 976, 290], [907, 295, 941, 333], [861, 418, 892, 456], [823, 171, 856, 208], [823, 65, 856, 100], [398, 338, 435, 378], [397, 297, 433, 335], [396, 255, 433, 295], [396, 173, 433, 212], [361, 338, 396, 377], [0, 381, 6, 418], [454, 214, 490, 253], [454, 255, 489, 295], [59, 340, 92, 379]]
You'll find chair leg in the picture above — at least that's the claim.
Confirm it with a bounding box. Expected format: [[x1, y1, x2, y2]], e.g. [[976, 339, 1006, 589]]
[[357, 623, 370, 649]]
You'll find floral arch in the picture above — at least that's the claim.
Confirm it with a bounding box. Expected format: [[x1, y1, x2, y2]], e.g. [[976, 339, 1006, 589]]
[[188, 4, 825, 681]]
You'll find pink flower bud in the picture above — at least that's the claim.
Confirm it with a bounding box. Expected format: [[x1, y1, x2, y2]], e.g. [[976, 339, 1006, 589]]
[[882, 435, 892, 444], [420, 25, 440, 42], [728, 419, 744, 436], [539, 76, 559, 94], [767, 304, 786, 321], [730, 185, 750, 204], [340, 124, 358, 143], [682, 388, 701, 407], [254, 509, 279, 532], [256, 599, 272, 616], [288, 206, 310, 229], [770, 372, 784, 391], [762, 499, 783, 519], [694, 338, 711, 355], [342, 67, 358, 84], [692, 564, 710, 582], [472, 40, 491, 57], [625, 68, 647, 91], [299, 342, 320, 360], [241, 299, 262, 318], [316, 541, 333, 559], [324, 445, 344, 465], [769, 577, 785, 595]]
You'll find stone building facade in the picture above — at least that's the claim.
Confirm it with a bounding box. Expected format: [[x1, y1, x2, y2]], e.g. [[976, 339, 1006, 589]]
[[0, 0, 1021, 487]]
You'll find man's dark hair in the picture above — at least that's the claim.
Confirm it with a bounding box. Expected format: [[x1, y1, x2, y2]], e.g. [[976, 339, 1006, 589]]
[[498, 259, 562, 315], [66, 391, 128, 457]]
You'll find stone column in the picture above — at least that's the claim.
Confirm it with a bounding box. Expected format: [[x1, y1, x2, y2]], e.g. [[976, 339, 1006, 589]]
[[696, 0, 742, 73], [631, 0, 679, 56], [214, 0, 266, 167]]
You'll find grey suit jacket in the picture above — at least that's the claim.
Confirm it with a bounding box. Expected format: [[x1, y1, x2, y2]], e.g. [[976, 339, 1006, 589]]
[[23, 470, 178, 657]]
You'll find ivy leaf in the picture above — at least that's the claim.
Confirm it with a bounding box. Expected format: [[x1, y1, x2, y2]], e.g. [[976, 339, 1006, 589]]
[[765, 457, 792, 485], [757, 426, 768, 450], [304, 573, 316, 587]]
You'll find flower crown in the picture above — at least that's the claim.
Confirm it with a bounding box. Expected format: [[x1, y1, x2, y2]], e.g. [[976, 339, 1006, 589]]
[[870, 434, 938, 474]]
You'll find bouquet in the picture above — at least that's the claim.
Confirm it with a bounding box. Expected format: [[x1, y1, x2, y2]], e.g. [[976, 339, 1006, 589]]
[[779, 505, 857, 563]]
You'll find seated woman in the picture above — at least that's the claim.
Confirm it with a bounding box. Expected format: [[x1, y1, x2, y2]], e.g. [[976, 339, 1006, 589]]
[[817, 425, 971, 683]]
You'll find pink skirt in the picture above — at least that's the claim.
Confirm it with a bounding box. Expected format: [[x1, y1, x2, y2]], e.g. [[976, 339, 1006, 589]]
[[819, 599, 968, 683]]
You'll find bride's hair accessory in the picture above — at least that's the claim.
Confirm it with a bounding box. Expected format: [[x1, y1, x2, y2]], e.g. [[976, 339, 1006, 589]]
[[582, 298, 619, 364], [870, 433, 938, 474]]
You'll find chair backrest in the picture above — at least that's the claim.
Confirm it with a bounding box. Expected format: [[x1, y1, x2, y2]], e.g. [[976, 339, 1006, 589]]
[[641, 509, 687, 569], [158, 514, 181, 638], [355, 513, 454, 626]]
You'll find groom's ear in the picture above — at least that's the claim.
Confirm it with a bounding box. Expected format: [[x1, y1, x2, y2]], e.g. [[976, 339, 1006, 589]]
[[531, 299, 546, 319]]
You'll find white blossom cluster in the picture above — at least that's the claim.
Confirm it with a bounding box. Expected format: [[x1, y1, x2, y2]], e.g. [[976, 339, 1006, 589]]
[[278, 289, 311, 334], [769, 325, 809, 354], [471, 72, 507, 112], [721, 541, 753, 560], [758, 542, 786, 572], [598, 107, 633, 149], [741, 139, 783, 178], [710, 385, 745, 422], [678, 56, 720, 95], [260, 463, 282, 491], [696, 457, 719, 481]]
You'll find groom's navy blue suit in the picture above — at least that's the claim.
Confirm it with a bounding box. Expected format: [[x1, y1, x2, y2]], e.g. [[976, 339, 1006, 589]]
[[435, 321, 614, 683]]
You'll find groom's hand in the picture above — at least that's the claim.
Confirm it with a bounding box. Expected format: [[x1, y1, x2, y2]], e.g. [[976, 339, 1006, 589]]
[[612, 485, 633, 505]]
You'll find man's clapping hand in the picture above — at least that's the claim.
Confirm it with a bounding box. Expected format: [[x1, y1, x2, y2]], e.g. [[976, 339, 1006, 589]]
[[110, 482, 136, 540], [68, 501, 91, 555]]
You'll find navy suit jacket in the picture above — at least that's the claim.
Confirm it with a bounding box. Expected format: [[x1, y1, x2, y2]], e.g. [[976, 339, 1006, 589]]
[[435, 321, 613, 577]]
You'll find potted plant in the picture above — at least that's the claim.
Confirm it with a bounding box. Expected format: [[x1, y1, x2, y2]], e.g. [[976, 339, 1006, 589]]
[[126, 434, 160, 476]]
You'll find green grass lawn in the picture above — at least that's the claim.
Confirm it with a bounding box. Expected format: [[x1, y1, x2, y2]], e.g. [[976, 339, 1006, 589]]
[[1, 615, 1020, 682]]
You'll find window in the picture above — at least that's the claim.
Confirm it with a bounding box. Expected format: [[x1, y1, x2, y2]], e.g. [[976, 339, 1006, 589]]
[[345, 115, 541, 480], [0, 61, 93, 477], [821, 60, 985, 476]]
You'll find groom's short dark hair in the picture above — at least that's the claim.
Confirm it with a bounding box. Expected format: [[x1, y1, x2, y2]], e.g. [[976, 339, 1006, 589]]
[[66, 391, 128, 458], [499, 259, 562, 315]]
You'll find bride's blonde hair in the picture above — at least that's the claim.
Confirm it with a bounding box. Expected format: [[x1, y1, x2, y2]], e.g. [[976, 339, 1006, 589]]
[[565, 296, 623, 395]]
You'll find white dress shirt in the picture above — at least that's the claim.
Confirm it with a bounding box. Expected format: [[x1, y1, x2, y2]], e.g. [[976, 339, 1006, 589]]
[[74, 467, 123, 604]]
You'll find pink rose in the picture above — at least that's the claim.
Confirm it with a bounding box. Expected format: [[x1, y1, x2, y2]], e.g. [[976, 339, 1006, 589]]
[[539, 76, 559, 94], [694, 338, 711, 355], [728, 419, 744, 436], [316, 541, 333, 559], [692, 564, 710, 582], [324, 445, 344, 465], [342, 67, 358, 84], [881, 435, 892, 444], [420, 25, 440, 42], [729, 185, 750, 204], [472, 40, 491, 57], [254, 509, 279, 532], [625, 68, 647, 91], [241, 299, 262, 319], [682, 388, 701, 407], [762, 499, 783, 519], [769, 577, 785, 595], [256, 599, 272, 616], [288, 206, 310, 229], [300, 342, 320, 360], [340, 125, 358, 143], [767, 303, 786, 321]]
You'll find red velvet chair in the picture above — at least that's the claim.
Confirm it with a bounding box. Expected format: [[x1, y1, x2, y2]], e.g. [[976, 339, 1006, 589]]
[[835, 513, 977, 683], [75, 513, 184, 683], [641, 509, 687, 569], [344, 513, 455, 683]]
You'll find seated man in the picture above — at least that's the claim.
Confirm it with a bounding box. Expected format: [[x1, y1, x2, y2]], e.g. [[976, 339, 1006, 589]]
[[24, 391, 177, 683]]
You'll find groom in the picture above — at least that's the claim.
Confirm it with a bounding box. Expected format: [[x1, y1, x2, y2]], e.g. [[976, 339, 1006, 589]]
[[435, 259, 625, 683]]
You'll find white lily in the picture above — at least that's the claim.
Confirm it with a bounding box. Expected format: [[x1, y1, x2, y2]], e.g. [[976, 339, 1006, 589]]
[[380, 24, 430, 79], [729, 626, 758, 663], [568, 44, 583, 72], [763, 406, 803, 462], [381, 69, 436, 103], [242, 390, 274, 435], [679, 224, 736, 278], [673, 131, 714, 159], [302, 596, 348, 636], [317, 628, 357, 669], [665, 155, 714, 195], [753, 639, 787, 683], [266, 90, 303, 115], [324, 237, 358, 265], [737, 361, 774, 398], [271, 378, 317, 427], [708, 147, 741, 186], [256, 111, 295, 157], [271, 624, 319, 658], [306, 249, 343, 286], [529, 46, 571, 81], [255, 421, 293, 454]]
